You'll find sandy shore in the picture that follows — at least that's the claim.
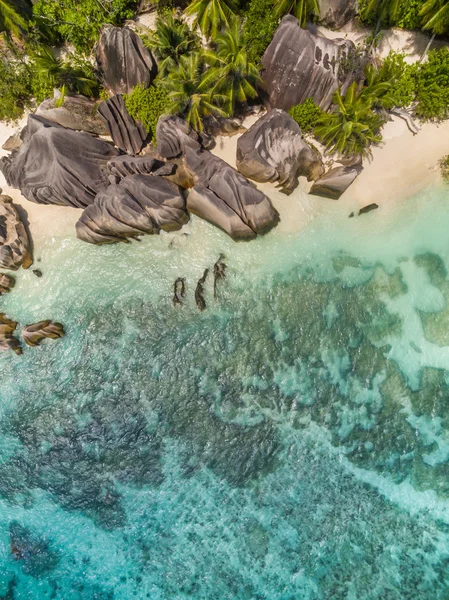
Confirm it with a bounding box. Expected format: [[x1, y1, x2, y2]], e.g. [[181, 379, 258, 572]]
[[1, 108, 449, 247]]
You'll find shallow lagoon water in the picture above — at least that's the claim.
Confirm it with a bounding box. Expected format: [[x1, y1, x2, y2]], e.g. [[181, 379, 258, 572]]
[[1, 185, 449, 598]]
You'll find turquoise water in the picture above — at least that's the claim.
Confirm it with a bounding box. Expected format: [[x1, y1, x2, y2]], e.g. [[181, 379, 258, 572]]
[[1, 185, 449, 598]]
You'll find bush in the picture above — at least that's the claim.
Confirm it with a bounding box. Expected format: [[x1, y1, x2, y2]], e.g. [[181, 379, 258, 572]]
[[32, 0, 138, 53], [414, 48, 449, 120], [0, 57, 32, 121], [243, 0, 279, 64], [377, 51, 416, 109], [288, 98, 323, 133], [124, 83, 170, 142], [439, 154, 449, 182], [358, 0, 426, 28]]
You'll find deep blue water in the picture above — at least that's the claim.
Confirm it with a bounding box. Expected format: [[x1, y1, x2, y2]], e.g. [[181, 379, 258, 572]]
[[1, 186, 449, 598]]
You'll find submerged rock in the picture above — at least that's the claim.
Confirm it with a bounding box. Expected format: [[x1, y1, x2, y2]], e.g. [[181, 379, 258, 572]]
[[261, 15, 359, 111], [0, 195, 33, 271], [22, 320, 65, 347], [10, 522, 59, 575], [96, 25, 157, 95], [76, 175, 189, 244], [173, 277, 186, 306], [195, 268, 209, 311], [98, 95, 148, 155], [0, 313, 21, 355], [359, 203, 379, 215], [319, 0, 358, 29], [185, 146, 279, 240], [236, 109, 324, 193], [310, 164, 363, 199], [213, 254, 226, 300], [36, 95, 109, 136], [0, 115, 119, 208], [0, 274, 15, 294]]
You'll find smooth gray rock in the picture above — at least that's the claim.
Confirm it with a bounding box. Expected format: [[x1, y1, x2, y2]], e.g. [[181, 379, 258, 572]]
[[184, 146, 279, 239], [319, 0, 358, 29], [236, 109, 324, 193], [310, 164, 363, 199], [76, 175, 189, 244], [96, 25, 157, 95], [107, 155, 167, 179], [261, 15, 358, 111], [0, 195, 32, 271], [2, 133, 22, 152], [98, 95, 148, 155], [156, 115, 202, 159], [36, 95, 109, 136], [0, 115, 119, 208]]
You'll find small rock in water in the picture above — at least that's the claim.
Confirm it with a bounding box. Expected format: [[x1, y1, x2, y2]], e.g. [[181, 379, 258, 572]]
[[22, 321, 65, 347], [33, 269, 43, 277], [359, 203, 379, 216], [195, 269, 209, 312], [213, 254, 227, 300], [0, 274, 15, 294], [0, 313, 22, 355], [173, 277, 186, 307]]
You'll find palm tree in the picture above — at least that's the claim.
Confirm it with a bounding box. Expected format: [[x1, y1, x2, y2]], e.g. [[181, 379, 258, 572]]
[[420, 0, 449, 58], [186, 0, 237, 39], [144, 11, 200, 78], [0, 0, 28, 40], [202, 20, 261, 116], [315, 82, 385, 158], [162, 53, 227, 132], [362, 0, 401, 32], [273, 0, 319, 28]]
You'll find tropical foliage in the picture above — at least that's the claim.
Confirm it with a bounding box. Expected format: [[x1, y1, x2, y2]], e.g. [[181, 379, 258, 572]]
[[242, 0, 279, 64], [0, 57, 31, 119], [0, 0, 29, 40], [202, 21, 261, 116], [374, 51, 416, 109], [414, 47, 449, 119], [315, 82, 386, 157], [186, 0, 236, 38], [289, 98, 323, 133], [420, 0, 449, 34], [124, 83, 170, 141], [143, 10, 200, 77], [361, 0, 402, 26], [273, 0, 319, 26]]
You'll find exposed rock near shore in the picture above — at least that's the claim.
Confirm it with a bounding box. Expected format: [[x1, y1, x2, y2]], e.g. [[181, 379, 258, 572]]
[[76, 175, 189, 244], [0, 116, 119, 208], [96, 25, 157, 95], [310, 164, 364, 199], [36, 95, 109, 136], [22, 321, 65, 347], [0, 195, 32, 271], [261, 15, 359, 111], [98, 95, 148, 155], [185, 146, 279, 239], [0, 274, 15, 294], [107, 155, 171, 179], [0, 313, 21, 355], [236, 109, 324, 193], [156, 116, 203, 159], [319, 0, 358, 29]]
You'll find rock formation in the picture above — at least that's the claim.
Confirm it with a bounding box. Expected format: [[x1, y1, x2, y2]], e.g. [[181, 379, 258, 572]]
[[36, 95, 109, 136], [107, 155, 173, 180], [310, 164, 363, 199], [261, 15, 359, 112], [0, 115, 119, 208], [213, 254, 226, 300], [0, 273, 15, 294], [156, 115, 203, 159], [236, 109, 324, 193], [96, 26, 157, 95], [185, 146, 279, 240], [319, 0, 358, 29], [0, 195, 33, 271], [0, 313, 21, 354], [173, 277, 186, 306], [76, 175, 189, 244], [98, 95, 148, 155], [2, 133, 22, 152], [22, 320, 65, 347], [195, 268, 209, 311]]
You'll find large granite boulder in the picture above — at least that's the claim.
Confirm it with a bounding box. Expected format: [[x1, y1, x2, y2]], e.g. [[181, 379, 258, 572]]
[[0, 273, 15, 294], [319, 0, 358, 29], [184, 146, 279, 240], [98, 95, 148, 155], [156, 115, 202, 159], [76, 175, 189, 244], [36, 95, 109, 136], [261, 15, 359, 111], [310, 164, 363, 199], [236, 109, 324, 193], [96, 26, 157, 95], [0, 116, 119, 208], [0, 313, 21, 355], [0, 195, 32, 271], [107, 155, 172, 179], [22, 321, 65, 347]]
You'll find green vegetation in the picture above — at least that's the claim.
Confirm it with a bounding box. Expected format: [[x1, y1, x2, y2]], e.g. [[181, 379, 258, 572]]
[[186, 0, 236, 38], [289, 98, 323, 132], [420, 0, 449, 35], [359, 0, 426, 28], [0, 0, 29, 40], [438, 153, 449, 180], [414, 47, 449, 119], [0, 58, 31, 120], [273, 0, 319, 26], [374, 51, 416, 109], [142, 10, 200, 77], [124, 83, 170, 141], [242, 0, 279, 64]]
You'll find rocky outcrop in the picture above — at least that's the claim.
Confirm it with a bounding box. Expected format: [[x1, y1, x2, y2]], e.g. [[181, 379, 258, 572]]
[[0, 313, 21, 355], [0, 273, 15, 294], [22, 321, 65, 347], [107, 155, 173, 180], [261, 15, 359, 112], [98, 95, 148, 155], [76, 175, 189, 244], [319, 0, 358, 29], [185, 146, 279, 240], [0, 116, 119, 208], [96, 26, 157, 95], [36, 95, 109, 136], [310, 164, 363, 199], [2, 133, 22, 152], [156, 116, 202, 159], [236, 109, 324, 193], [0, 195, 32, 271]]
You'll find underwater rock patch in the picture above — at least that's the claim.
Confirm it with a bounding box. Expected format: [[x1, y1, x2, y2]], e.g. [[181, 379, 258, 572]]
[[22, 320, 65, 347]]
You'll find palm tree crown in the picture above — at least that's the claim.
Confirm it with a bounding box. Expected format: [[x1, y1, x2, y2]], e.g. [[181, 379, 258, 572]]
[[273, 0, 319, 28], [420, 0, 449, 35], [186, 0, 237, 39], [0, 0, 28, 40], [362, 0, 401, 26]]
